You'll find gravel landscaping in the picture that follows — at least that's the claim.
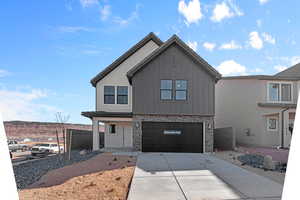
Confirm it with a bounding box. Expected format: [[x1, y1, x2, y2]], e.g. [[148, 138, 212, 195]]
[[237, 154, 287, 172], [14, 150, 101, 189]]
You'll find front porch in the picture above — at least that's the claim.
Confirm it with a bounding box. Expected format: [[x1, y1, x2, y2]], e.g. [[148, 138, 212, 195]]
[[82, 111, 133, 151]]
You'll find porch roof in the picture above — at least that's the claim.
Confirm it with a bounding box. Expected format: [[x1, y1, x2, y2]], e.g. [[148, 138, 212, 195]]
[[81, 111, 133, 119]]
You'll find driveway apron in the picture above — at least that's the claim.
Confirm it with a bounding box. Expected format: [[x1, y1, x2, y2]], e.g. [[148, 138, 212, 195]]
[[127, 153, 282, 200]]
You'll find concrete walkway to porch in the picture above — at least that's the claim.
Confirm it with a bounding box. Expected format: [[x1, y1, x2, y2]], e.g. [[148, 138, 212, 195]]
[[127, 153, 283, 200]]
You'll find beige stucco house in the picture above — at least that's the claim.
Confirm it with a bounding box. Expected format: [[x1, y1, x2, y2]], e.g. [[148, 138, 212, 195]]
[[215, 64, 299, 148]]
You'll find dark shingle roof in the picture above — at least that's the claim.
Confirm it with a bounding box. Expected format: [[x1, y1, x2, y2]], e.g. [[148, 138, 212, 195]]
[[90, 32, 163, 87], [275, 63, 300, 78], [126, 34, 222, 83]]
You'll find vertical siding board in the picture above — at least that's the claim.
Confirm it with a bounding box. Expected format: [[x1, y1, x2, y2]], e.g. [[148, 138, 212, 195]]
[[132, 44, 215, 115]]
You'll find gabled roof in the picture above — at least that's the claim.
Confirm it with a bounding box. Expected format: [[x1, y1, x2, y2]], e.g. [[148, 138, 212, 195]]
[[275, 63, 300, 78], [126, 34, 222, 83], [90, 32, 163, 87], [222, 75, 300, 81], [221, 62, 300, 81]]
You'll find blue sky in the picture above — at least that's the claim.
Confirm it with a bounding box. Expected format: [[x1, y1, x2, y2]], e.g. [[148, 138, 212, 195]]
[[0, 0, 299, 124]]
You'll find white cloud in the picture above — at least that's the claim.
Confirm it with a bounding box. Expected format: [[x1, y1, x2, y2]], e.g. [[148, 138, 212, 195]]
[[178, 0, 203, 25], [210, 0, 243, 23], [57, 26, 94, 33], [259, 0, 269, 5], [219, 40, 242, 50], [187, 41, 198, 51], [274, 65, 287, 72], [256, 19, 262, 27], [0, 69, 10, 78], [0, 87, 60, 121], [249, 31, 263, 49], [203, 42, 216, 51], [113, 4, 140, 26], [262, 32, 275, 44], [216, 60, 247, 76], [100, 5, 111, 21], [80, 0, 98, 8], [252, 68, 263, 73], [290, 56, 300, 65]]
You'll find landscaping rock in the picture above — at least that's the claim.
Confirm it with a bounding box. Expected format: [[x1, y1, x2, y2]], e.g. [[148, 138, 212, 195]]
[[263, 155, 275, 170], [13, 150, 101, 189], [79, 150, 87, 155]]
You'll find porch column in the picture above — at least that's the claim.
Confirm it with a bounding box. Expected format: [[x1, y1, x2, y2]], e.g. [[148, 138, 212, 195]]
[[92, 119, 100, 151]]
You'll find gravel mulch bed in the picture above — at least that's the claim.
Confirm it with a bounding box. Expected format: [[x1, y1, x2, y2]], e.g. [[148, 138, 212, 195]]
[[14, 150, 101, 189], [237, 154, 286, 172]]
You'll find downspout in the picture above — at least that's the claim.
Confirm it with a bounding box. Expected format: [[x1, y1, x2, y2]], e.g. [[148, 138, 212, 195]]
[[281, 107, 289, 148]]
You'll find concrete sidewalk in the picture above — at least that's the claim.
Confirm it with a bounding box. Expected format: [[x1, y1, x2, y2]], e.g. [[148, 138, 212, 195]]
[[127, 153, 282, 200]]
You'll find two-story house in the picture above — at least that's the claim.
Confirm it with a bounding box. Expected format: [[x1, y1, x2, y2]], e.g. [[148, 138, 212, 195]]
[[215, 63, 299, 148], [82, 32, 221, 153]]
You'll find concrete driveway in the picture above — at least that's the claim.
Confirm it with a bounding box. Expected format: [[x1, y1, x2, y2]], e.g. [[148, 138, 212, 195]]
[[127, 153, 282, 200]]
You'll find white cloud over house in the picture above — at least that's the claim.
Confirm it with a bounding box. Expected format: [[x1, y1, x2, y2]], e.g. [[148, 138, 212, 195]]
[[187, 41, 198, 51], [0, 87, 60, 121], [80, 0, 99, 8], [100, 5, 111, 21], [219, 40, 242, 50], [178, 0, 203, 25], [113, 4, 140, 26], [248, 31, 263, 49], [262, 32, 275, 45], [203, 42, 216, 51], [210, 0, 243, 22], [274, 65, 287, 72], [0, 69, 10, 78], [216, 60, 247, 76], [259, 0, 270, 5]]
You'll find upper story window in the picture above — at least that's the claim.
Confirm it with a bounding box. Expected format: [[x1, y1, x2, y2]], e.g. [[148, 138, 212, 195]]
[[175, 80, 187, 100], [117, 86, 128, 104], [268, 82, 292, 103], [104, 86, 115, 104], [160, 80, 172, 100]]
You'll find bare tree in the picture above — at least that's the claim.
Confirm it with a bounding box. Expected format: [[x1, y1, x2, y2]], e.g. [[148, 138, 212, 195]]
[[55, 112, 70, 159]]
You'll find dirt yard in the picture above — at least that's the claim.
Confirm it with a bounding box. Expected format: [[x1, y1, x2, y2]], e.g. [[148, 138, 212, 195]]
[[18, 153, 137, 200]]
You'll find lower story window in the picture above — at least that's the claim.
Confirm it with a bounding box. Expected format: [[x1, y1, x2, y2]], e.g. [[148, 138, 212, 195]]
[[267, 117, 278, 131], [109, 124, 116, 134]]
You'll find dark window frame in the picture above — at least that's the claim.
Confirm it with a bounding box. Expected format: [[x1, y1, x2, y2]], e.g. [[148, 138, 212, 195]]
[[104, 86, 115, 104], [160, 80, 173, 100], [117, 86, 128, 104], [109, 124, 116, 134], [175, 80, 187, 101]]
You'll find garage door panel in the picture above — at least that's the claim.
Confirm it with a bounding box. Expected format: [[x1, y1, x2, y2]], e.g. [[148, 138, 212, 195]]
[[142, 122, 203, 153]]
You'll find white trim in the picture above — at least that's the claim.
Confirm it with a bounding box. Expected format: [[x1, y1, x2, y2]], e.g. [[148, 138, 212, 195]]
[[203, 121, 205, 153], [93, 117, 132, 122], [267, 81, 293, 103], [267, 116, 278, 132]]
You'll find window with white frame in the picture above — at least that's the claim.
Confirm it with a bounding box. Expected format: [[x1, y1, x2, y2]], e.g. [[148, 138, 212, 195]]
[[267, 117, 278, 131], [268, 82, 292, 103]]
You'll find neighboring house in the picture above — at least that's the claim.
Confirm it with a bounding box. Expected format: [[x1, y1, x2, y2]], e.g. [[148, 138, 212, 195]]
[[82, 32, 221, 153], [215, 63, 300, 148]]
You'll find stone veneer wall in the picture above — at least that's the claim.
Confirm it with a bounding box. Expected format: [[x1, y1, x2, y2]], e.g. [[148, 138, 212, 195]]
[[132, 114, 214, 152]]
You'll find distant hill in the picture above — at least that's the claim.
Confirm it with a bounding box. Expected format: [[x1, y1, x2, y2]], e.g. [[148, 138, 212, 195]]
[[4, 120, 104, 140]]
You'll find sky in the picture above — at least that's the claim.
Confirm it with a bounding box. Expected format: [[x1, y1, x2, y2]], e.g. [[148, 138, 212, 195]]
[[0, 0, 299, 124]]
